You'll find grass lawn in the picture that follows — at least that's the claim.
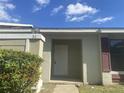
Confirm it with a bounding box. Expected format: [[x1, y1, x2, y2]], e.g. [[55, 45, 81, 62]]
[[79, 85, 124, 93]]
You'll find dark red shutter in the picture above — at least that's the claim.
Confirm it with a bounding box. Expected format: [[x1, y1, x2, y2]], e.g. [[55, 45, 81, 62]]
[[101, 37, 111, 72]]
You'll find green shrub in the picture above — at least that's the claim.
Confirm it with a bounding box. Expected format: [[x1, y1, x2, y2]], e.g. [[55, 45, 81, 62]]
[[0, 49, 43, 93]]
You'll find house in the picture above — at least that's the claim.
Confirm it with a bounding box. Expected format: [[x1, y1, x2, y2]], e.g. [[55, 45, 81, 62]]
[[0, 22, 45, 93], [41, 28, 124, 85], [0, 22, 45, 58], [0, 23, 124, 85]]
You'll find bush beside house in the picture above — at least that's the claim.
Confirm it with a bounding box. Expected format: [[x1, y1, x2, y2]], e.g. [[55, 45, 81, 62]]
[[0, 49, 43, 93]]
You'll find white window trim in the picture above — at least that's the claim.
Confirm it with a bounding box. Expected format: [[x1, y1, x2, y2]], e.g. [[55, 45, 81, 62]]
[[110, 71, 124, 75]]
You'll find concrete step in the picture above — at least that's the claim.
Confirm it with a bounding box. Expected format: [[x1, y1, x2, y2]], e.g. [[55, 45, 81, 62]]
[[53, 85, 79, 93], [49, 80, 83, 86]]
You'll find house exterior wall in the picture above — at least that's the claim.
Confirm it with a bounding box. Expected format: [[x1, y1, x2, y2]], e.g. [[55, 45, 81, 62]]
[[0, 38, 44, 93], [42, 33, 102, 84], [30, 39, 44, 57], [83, 35, 102, 84], [0, 39, 44, 57], [42, 37, 52, 81], [108, 33, 124, 39], [0, 40, 26, 51]]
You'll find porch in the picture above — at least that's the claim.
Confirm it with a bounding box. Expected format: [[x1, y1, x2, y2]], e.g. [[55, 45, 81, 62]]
[[42, 32, 102, 84], [51, 39, 82, 81]]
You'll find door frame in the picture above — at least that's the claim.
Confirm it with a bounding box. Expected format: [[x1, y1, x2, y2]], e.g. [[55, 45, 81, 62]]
[[51, 39, 69, 78], [51, 39, 83, 81]]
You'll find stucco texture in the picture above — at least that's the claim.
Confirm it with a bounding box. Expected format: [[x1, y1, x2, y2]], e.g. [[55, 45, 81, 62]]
[[42, 33, 102, 84]]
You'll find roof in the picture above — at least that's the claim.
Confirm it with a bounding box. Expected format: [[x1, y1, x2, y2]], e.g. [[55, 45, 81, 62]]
[[39, 28, 124, 33], [37, 27, 124, 29], [0, 22, 33, 29], [0, 22, 124, 33], [0, 28, 124, 33]]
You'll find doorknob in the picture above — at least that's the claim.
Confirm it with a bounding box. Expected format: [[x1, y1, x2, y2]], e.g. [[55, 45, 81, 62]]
[[54, 61, 56, 64]]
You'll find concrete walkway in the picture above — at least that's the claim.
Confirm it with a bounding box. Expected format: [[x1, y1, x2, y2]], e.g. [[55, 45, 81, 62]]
[[53, 85, 79, 93]]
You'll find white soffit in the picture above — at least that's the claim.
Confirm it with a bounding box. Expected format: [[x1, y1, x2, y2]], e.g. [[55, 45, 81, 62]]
[[40, 29, 124, 33], [0, 22, 33, 27], [39, 29, 98, 33], [0, 34, 45, 42], [0, 29, 32, 33], [101, 29, 124, 33]]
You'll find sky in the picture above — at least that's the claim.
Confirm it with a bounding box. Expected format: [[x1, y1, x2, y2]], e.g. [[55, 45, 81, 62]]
[[0, 0, 124, 28]]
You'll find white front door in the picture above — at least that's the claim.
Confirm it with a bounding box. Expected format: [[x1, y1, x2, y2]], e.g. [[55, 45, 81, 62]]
[[53, 45, 68, 76]]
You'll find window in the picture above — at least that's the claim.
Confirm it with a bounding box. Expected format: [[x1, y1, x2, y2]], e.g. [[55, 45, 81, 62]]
[[110, 39, 124, 71]]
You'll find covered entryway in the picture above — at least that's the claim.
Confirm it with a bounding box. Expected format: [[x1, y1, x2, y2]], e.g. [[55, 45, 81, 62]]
[[51, 39, 82, 81]]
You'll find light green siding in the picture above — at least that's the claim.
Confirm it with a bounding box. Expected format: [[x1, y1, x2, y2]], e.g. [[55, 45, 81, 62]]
[[42, 38, 52, 81], [30, 40, 40, 55], [83, 35, 102, 84], [0, 40, 26, 51], [0, 39, 44, 57], [30, 39, 44, 57]]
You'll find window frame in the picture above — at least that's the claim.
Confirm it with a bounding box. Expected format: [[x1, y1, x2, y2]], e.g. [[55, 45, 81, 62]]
[[110, 39, 124, 71]]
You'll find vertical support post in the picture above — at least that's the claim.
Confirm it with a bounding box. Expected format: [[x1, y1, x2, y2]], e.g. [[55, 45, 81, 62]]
[[38, 40, 44, 58], [82, 39, 88, 84], [42, 38, 52, 82], [83, 63, 88, 84], [25, 39, 30, 52]]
